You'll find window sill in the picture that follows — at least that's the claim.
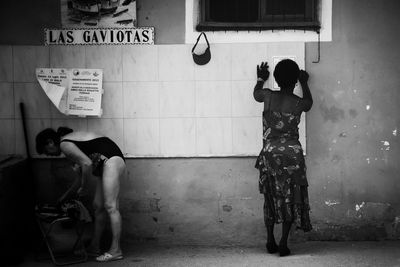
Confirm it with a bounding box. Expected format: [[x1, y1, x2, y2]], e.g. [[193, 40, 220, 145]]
[[196, 22, 321, 32]]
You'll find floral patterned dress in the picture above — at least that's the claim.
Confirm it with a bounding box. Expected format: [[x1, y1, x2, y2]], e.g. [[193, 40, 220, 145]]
[[255, 109, 312, 232]]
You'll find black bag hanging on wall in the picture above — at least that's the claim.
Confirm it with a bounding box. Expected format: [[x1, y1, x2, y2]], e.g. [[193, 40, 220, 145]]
[[192, 32, 211, 65]]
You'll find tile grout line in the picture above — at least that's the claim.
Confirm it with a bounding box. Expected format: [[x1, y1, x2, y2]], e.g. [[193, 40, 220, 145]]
[[121, 46, 125, 155], [157, 45, 162, 155], [230, 44, 234, 155]]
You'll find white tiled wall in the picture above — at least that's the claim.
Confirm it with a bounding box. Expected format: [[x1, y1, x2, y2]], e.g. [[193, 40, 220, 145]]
[[0, 43, 305, 157]]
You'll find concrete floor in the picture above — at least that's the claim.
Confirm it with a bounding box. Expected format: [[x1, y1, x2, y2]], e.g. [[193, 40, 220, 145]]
[[17, 241, 400, 267]]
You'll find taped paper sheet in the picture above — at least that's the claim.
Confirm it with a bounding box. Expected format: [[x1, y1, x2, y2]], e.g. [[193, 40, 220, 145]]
[[272, 56, 302, 96], [36, 68, 103, 116]]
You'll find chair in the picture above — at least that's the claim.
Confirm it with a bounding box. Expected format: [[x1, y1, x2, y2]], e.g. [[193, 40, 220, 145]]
[[35, 204, 88, 266]]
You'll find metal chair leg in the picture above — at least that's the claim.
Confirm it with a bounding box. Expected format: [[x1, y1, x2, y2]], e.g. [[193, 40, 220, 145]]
[[35, 216, 87, 266]]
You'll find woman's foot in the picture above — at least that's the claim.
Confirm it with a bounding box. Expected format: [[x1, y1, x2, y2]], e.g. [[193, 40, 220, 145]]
[[278, 244, 291, 257], [96, 251, 123, 262], [266, 241, 278, 254]]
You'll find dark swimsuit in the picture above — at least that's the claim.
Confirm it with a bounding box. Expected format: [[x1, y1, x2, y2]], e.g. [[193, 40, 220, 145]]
[[60, 137, 124, 176]]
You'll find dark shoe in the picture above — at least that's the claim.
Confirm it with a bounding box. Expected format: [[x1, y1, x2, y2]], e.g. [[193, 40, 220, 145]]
[[266, 242, 278, 254], [279, 245, 291, 257]]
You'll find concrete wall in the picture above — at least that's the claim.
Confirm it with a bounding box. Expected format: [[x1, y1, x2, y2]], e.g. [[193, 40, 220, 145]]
[[1, 0, 400, 246], [303, 0, 400, 240]]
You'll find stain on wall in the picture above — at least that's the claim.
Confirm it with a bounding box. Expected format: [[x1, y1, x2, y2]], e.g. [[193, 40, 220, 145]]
[[319, 101, 345, 123]]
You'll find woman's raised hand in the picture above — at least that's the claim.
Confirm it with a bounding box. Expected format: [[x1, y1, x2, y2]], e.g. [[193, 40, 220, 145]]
[[257, 62, 270, 81], [298, 70, 309, 84]]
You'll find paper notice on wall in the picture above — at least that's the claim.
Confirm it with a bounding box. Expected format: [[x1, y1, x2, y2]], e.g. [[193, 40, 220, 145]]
[[36, 68, 103, 116], [272, 56, 302, 97]]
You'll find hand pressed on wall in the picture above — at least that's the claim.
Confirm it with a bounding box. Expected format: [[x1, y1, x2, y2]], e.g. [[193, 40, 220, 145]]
[[257, 62, 270, 81], [298, 70, 309, 84]]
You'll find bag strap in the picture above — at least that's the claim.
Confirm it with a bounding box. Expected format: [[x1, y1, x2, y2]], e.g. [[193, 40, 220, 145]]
[[192, 32, 210, 53]]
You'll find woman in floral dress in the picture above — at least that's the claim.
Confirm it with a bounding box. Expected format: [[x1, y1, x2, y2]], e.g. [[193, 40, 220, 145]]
[[253, 59, 313, 256]]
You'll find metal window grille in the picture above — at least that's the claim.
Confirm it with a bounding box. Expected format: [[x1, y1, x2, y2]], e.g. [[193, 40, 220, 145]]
[[197, 0, 320, 32]]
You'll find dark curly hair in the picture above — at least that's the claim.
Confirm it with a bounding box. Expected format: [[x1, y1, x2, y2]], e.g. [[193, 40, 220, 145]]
[[36, 127, 73, 154], [273, 59, 300, 89]]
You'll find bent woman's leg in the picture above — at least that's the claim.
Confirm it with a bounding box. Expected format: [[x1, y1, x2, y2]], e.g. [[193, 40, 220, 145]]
[[102, 156, 125, 255], [88, 178, 106, 254]]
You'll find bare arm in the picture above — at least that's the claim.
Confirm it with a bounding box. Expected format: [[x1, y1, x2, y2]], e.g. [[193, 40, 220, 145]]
[[254, 62, 270, 102], [57, 164, 82, 203], [59, 142, 93, 199], [299, 70, 313, 112], [57, 173, 81, 204], [254, 80, 267, 102]]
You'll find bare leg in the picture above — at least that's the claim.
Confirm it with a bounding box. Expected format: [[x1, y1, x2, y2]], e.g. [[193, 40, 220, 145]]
[[102, 157, 125, 255], [88, 178, 106, 254]]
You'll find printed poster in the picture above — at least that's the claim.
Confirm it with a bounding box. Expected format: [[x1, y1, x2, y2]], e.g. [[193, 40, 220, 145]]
[[61, 0, 137, 28], [36, 68, 103, 116]]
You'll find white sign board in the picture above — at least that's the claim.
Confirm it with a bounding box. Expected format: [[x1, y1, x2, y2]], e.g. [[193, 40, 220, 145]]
[[45, 27, 154, 45], [36, 68, 103, 116]]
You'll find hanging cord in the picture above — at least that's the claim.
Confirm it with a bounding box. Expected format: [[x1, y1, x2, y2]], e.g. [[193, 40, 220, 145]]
[[312, 30, 321, 63], [192, 32, 210, 54]]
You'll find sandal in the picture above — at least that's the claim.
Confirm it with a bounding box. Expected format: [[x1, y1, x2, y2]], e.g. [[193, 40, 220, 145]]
[[96, 252, 123, 262]]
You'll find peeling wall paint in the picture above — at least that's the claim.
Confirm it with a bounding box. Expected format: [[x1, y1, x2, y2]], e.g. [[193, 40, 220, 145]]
[[381, 141, 390, 151], [355, 202, 365, 211], [325, 200, 341, 207]]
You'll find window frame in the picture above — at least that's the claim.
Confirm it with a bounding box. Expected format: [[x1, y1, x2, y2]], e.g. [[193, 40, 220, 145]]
[[196, 0, 321, 32]]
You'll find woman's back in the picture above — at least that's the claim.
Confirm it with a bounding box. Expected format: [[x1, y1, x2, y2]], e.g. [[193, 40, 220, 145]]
[[61, 131, 103, 142], [264, 90, 305, 115]]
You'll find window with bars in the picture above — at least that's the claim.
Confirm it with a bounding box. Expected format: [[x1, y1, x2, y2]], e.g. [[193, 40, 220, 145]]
[[196, 0, 320, 32]]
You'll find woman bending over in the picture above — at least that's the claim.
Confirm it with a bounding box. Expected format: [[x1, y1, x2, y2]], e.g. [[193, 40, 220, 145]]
[[36, 127, 125, 262]]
